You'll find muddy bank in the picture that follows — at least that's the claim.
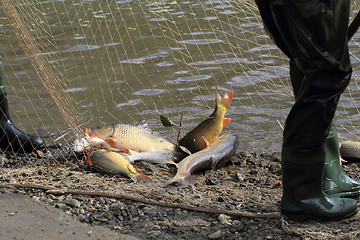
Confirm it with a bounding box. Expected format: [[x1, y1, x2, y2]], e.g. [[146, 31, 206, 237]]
[[1, 148, 360, 239]]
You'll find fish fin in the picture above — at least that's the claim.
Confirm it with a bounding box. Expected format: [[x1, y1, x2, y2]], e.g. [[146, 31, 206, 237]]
[[164, 160, 177, 166], [120, 149, 131, 154], [202, 136, 210, 147], [106, 138, 117, 147], [85, 128, 89, 135], [215, 87, 222, 107], [136, 120, 152, 131], [179, 146, 192, 155], [128, 149, 138, 155], [106, 147, 111, 152], [90, 133, 99, 138], [110, 147, 122, 152], [162, 174, 194, 187], [86, 152, 93, 166], [121, 153, 133, 163], [162, 178, 177, 187], [180, 175, 195, 186], [132, 173, 153, 182], [221, 92, 234, 110], [210, 157, 218, 169], [223, 117, 231, 127]]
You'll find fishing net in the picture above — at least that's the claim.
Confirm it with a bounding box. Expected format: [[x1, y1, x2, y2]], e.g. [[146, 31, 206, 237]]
[[2, 2, 360, 239], [0, 0, 359, 155]]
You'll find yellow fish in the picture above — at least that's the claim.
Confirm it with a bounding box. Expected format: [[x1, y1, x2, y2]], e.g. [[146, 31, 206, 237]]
[[178, 88, 234, 153], [89, 149, 153, 182], [88, 123, 176, 152]]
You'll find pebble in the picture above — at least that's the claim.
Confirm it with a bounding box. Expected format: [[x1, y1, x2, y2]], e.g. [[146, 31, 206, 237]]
[[32, 196, 41, 202], [236, 172, 246, 181], [56, 203, 68, 211], [208, 230, 222, 239], [46, 189, 66, 196], [218, 214, 232, 225], [64, 198, 81, 208]]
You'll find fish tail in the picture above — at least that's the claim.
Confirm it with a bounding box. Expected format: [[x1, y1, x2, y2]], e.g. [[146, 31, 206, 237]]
[[132, 173, 153, 182], [162, 174, 194, 187], [220, 92, 234, 111], [162, 178, 177, 187], [180, 175, 195, 186]]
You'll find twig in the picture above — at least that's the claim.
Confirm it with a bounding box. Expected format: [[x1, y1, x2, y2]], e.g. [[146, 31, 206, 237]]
[[177, 113, 184, 142], [0, 183, 280, 219]]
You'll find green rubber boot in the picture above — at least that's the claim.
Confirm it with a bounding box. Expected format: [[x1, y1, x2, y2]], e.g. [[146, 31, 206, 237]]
[[323, 126, 360, 198], [280, 149, 358, 221]]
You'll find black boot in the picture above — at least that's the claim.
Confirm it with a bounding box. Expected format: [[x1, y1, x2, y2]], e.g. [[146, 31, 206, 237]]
[[0, 93, 44, 153], [280, 149, 358, 221]]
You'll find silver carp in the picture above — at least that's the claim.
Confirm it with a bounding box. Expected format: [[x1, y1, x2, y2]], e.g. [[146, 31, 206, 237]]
[[163, 133, 239, 186], [127, 150, 179, 165]]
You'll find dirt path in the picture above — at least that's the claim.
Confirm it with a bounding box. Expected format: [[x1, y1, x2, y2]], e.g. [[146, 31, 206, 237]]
[[0, 192, 139, 240]]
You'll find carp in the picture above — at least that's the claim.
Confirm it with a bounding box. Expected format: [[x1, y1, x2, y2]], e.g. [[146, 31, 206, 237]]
[[178, 88, 234, 154], [163, 133, 239, 186], [87, 123, 176, 152], [73, 134, 111, 153], [127, 150, 179, 165], [89, 149, 153, 182], [340, 140, 360, 163]]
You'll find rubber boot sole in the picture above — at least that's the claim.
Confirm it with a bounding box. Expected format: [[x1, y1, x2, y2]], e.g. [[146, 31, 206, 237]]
[[281, 207, 358, 222]]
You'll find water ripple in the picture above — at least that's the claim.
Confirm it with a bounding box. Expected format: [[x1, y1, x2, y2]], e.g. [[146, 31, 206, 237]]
[[135, 88, 169, 96], [177, 39, 223, 45]]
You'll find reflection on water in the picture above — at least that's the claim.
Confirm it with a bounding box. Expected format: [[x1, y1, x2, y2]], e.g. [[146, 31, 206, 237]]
[[0, 0, 360, 153]]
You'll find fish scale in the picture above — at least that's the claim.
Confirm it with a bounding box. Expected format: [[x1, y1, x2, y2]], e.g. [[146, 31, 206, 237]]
[[163, 133, 239, 186], [178, 89, 234, 153], [89, 123, 176, 152]]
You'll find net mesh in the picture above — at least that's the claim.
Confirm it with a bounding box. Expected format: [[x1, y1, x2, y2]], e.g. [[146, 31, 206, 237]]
[[0, 0, 359, 157]]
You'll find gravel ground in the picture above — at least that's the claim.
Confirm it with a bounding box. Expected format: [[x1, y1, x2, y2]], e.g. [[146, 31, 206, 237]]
[[1, 146, 360, 240]]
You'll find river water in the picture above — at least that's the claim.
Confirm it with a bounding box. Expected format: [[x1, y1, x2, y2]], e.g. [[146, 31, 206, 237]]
[[0, 0, 360, 153]]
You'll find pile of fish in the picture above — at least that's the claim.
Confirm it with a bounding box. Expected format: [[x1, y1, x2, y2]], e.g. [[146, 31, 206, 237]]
[[73, 88, 239, 186]]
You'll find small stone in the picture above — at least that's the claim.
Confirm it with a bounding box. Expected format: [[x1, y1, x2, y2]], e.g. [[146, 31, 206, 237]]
[[218, 214, 231, 225], [208, 230, 222, 239], [56, 203, 68, 211], [236, 172, 246, 181], [47, 189, 66, 196], [64, 199, 81, 208], [32, 196, 41, 202]]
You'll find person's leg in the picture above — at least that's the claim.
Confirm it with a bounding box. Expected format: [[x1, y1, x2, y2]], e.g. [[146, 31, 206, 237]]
[[0, 59, 44, 153], [257, 0, 358, 220], [290, 60, 360, 198], [255, 0, 291, 58]]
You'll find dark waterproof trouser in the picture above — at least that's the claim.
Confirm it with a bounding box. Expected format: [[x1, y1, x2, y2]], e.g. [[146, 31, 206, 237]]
[[255, 0, 352, 162]]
